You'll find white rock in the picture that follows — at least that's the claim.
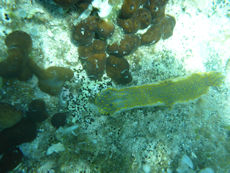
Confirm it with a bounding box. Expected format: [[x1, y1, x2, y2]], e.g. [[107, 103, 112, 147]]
[[57, 125, 79, 135], [92, 0, 112, 18], [181, 155, 193, 169], [46, 143, 65, 155], [143, 164, 151, 173], [176, 155, 195, 173], [74, 4, 93, 25]]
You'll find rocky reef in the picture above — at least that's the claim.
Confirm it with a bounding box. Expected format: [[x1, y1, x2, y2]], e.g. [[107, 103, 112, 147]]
[[0, 0, 230, 172]]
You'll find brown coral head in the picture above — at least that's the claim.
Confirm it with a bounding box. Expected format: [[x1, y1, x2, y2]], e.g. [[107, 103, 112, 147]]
[[96, 19, 115, 39], [0, 47, 32, 81], [78, 39, 106, 58], [72, 22, 95, 46], [82, 53, 106, 80], [161, 14, 176, 40], [5, 30, 32, 55], [107, 34, 140, 57], [120, 0, 141, 19], [38, 66, 74, 96], [140, 23, 162, 45], [106, 56, 132, 84]]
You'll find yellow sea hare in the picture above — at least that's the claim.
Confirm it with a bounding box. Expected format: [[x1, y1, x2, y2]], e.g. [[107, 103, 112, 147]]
[[95, 72, 224, 114]]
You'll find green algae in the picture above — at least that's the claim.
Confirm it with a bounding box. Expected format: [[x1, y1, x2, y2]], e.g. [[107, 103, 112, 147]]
[[95, 72, 224, 114]]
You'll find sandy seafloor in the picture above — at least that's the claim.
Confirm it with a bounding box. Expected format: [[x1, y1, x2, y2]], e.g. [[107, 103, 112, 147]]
[[0, 0, 230, 172]]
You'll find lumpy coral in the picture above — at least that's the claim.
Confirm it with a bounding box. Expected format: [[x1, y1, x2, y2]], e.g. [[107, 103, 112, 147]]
[[119, 0, 143, 19], [95, 72, 224, 114], [161, 14, 176, 40], [145, 0, 168, 20], [106, 55, 132, 85], [96, 19, 114, 39], [117, 17, 140, 34], [78, 39, 106, 58], [134, 8, 152, 29], [78, 39, 107, 80], [72, 16, 114, 46], [117, 0, 175, 46], [72, 17, 97, 46], [71, 0, 175, 85], [107, 34, 140, 57], [82, 53, 107, 80], [73, 16, 114, 80], [118, 8, 152, 33], [140, 23, 162, 45]]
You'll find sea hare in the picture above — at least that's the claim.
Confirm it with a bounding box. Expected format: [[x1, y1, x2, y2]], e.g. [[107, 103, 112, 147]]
[[95, 72, 224, 114]]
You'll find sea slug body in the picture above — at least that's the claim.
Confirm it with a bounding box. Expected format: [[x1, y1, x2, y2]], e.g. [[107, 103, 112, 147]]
[[95, 72, 224, 115]]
